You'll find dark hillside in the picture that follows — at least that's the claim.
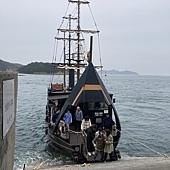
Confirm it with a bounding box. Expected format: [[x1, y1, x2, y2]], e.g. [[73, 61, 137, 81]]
[[0, 59, 23, 71], [17, 62, 62, 74]]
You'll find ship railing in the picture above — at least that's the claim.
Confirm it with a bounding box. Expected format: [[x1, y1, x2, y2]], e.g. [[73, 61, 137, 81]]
[[68, 130, 88, 155], [69, 130, 84, 145]]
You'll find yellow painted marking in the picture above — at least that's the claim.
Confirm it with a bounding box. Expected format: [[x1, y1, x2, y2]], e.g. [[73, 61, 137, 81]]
[[83, 84, 102, 90]]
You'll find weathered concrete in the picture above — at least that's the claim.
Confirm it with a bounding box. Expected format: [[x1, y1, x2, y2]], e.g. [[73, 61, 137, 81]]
[[0, 72, 18, 170], [29, 157, 170, 170]]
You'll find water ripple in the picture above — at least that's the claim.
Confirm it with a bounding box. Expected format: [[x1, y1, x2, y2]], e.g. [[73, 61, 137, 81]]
[[14, 74, 170, 169]]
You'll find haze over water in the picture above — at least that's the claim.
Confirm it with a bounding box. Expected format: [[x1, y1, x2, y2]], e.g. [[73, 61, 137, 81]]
[[14, 74, 170, 170]]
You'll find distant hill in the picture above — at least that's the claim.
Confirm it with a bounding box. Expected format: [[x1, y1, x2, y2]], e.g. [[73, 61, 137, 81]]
[[0, 59, 23, 71], [100, 69, 138, 75], [0, 59, 138, 75], [17, 62, 62, 74]]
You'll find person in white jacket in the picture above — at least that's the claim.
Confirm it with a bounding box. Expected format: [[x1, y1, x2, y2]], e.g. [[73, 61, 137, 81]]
[[81, 116, 91, 132]]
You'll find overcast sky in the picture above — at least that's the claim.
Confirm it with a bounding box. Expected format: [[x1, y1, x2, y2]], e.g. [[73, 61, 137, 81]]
[[1, 0, 170, 75]]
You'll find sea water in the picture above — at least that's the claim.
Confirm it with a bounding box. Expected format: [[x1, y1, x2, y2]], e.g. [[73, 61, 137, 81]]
[[14, 74, 170, 169]]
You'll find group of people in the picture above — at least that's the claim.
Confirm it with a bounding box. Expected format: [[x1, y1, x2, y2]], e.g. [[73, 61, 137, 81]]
[[51, 105, 116, 161], [83, 120, 115, 162], [92, 128, 114, 162], [52, 106, 85, 131], [51, 106, 83, 130], [62, 106, 83, 131], [73, 107, 116, 162], [52, 105, 115, 131]]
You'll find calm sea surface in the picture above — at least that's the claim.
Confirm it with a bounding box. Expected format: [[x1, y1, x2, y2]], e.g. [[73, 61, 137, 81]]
[[14, 74, 170, 170]]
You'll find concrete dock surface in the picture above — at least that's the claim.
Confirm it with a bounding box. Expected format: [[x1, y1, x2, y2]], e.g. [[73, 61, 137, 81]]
[[35, 157, 170, 170]]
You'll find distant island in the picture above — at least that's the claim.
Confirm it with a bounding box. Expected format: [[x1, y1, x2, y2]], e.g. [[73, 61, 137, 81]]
[[0, 59, 138, 75], [17, 62, 62, 74], [100, 69, 138, 75], [0, 59, 61, 74]]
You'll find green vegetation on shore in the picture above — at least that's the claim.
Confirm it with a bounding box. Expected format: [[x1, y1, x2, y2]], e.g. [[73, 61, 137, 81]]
[[0, 59, 23, 71], [17, 62, 62, 74], [0, 59, 62, 74], [0, 59, 138, 75]]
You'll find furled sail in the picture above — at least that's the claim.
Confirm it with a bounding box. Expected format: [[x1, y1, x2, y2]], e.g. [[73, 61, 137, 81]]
[[68, 0, 90, 4], [55, 37, 84, 41], [54, 65, 102, 69], [58, 28, 99, 34]]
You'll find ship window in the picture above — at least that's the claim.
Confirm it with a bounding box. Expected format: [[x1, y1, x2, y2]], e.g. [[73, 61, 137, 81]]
[[88, 102, 108, 110], [94, 112, 103, 117], [96, 118, 102, 123], [104, 110, 108, 114]]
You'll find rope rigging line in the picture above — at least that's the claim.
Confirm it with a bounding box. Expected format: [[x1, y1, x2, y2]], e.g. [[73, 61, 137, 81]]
[[52, 3, 79, 85], [52, 1, 103, 83], [53, 1, 71, 67], [72, 5, 78, 18], [88, 4, 99, 31], [117, 129, 168, 158], [87, 4, 102, 75], [57, 2, 70, 31], [54, 1, 71, 63], [51, 38, 63, 84], [97, 33, 103, 77], [50, 39, 57, 84], [51, 31, 60, 83]]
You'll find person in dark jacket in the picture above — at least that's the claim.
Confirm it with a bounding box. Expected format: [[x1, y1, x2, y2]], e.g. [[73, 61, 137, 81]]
[[102, 114, 115, 130], [52, 109, 60, 123], [86, 125, 96, 156]]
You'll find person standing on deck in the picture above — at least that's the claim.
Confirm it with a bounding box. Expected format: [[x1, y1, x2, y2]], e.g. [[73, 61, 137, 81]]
[[95, 127, 103, 138], [103, 129, 114, 161], [86, 125, 96, 156], [102, 113, 115, 130], [52, 109, 60, 123], [63, 110, 72, 131], [52, 103, 57, 115], [92, 132, 105, 162], [75, 106, 83, 131], [81, 116, 91, 132]]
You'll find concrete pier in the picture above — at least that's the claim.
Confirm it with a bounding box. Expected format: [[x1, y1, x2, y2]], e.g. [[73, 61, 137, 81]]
[[0, 72, 18, 170], [34, 157, 170, 170]]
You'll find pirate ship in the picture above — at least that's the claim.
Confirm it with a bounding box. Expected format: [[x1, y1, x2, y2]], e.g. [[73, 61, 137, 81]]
[[46, 0, 121, 162]]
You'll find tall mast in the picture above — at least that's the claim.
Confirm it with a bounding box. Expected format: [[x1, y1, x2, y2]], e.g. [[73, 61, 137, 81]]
[[68, 14, 77, 89], [63, 32, 66, 88], [77, 0, 80, 80], [89, 36, 93, 63], [62, 14, 77, 89], [68, 14, 71, 66], [55, 0, 99, 87]]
